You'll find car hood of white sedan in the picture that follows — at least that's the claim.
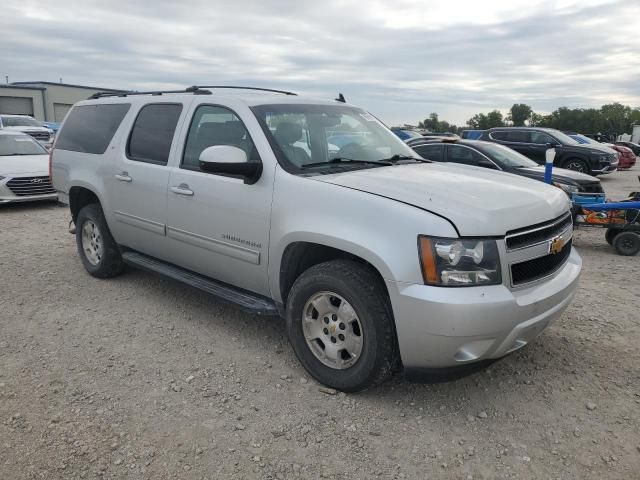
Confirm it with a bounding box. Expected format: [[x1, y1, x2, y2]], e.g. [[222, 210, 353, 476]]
[[313, 162, 570, 236], [0, 154, 50, 176]]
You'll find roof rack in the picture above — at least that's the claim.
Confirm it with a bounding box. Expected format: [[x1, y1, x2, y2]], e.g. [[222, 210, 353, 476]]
[[88, 88, 207, 100], [186, 85, 297, 96], [88, 85, 297, 100]]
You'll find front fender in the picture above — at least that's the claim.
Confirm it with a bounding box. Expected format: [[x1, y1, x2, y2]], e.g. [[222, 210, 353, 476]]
[[268, 169, 458, 302]]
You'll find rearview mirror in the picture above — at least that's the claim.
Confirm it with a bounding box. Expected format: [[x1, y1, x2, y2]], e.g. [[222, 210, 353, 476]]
[[199, 145, 262, 185]]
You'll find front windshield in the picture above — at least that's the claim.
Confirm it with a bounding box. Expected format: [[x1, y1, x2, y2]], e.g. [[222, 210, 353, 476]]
[[0, 135, 47, 156], [478, 142, 538, 168], [1, 116, 43, 127], [549, 130, 580, 146], [251, 104, 419, 171]]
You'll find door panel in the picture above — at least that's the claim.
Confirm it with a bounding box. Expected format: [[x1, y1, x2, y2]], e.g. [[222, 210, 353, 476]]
[[165, 104, 273, 296], [109, 102, 185, 258]]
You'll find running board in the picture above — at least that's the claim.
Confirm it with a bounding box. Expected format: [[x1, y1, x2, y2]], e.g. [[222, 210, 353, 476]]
[[122, 251, 278, 316]]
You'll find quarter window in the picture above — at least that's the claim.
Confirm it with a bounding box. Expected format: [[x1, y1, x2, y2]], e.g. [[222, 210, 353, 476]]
[[55, 104, 130, 154], [413, 144, 444, 162], [127, 103, 182, 165], [529, 131, 555, 145], [182, 105, 259, 170]]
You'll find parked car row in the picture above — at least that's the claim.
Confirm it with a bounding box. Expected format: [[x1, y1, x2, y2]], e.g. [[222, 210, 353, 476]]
[[568, 133, 636, 170], [407, 137, 604, 196], [0, 114, 55, 149]]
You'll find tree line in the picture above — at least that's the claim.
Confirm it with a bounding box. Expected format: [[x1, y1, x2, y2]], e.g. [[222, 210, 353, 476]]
[[417, 103, 640, 137]]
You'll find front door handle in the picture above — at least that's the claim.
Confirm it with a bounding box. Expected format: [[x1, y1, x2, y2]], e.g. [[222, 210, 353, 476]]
[[170, 183, 194, 196], [115, 172, 132, 182]]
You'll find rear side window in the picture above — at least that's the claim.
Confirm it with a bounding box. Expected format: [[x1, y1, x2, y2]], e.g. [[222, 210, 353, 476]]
[[413, 144, 444, 161], [504, 131, 529, 143], [55, 104, 130, 154], [127, 103, 183, 165], [489, 131, 508, 141]]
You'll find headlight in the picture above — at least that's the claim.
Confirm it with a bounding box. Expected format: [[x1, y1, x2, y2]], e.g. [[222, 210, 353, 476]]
[[418, 236, 501, 286], [553, 182, 579, 194]]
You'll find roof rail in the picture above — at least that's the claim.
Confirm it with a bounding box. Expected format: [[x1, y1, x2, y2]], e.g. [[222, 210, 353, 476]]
[[186, 85, 297, 96], [88, 88, 211, 100], [88, 85, 297, 100]]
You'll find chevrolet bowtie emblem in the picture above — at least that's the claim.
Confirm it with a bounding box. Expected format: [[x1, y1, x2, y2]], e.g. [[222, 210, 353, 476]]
[[549, 235, 565, 255]]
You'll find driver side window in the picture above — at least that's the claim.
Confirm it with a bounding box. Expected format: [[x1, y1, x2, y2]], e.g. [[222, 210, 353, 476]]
[[182, 105, 259, 170]]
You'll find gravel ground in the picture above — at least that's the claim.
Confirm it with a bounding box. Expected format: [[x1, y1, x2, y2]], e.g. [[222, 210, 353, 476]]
[[1, 166, 639, 480]]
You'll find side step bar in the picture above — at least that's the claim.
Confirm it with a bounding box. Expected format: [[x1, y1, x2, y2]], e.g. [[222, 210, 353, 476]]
[[122, 251, 279, 316]]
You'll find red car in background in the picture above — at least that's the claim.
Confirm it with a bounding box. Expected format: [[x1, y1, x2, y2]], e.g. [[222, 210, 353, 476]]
[[605, 144, 636, 169]]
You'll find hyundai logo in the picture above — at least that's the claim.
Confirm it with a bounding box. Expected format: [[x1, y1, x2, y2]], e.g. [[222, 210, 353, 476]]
[[31, 178, 44, 184]]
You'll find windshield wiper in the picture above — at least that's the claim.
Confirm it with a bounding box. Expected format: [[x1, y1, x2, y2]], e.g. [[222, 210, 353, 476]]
[[383, 154, 430, 163], [301, 157, 393, 169]]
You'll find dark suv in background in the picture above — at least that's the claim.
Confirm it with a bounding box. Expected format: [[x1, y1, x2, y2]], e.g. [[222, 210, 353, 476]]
[[479, 127, 618, 175]]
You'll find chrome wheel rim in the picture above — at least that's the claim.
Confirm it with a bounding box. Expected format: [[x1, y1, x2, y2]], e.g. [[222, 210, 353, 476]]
[[81, 220, 103, 266], [302, 292, 363, 370], [566, 161, 585, 172]]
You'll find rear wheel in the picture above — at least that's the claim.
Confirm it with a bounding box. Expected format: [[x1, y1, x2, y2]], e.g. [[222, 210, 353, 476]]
[[285, 260, 398, 392], [613, 231, 640, 256], [562, 158, 590, 174], [75, 204, 124, 278]]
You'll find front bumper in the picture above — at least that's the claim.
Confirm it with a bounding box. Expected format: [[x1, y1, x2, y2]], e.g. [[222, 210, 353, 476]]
[[592, 159, 618, 174], [388, 248, 581, 369]]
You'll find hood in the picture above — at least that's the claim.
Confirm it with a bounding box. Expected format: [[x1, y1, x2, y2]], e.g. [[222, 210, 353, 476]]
[[516, 166, 599, 184], [562, 142, 616, 155], [313, 163, 570, 236], [0, 154, 50, 175]]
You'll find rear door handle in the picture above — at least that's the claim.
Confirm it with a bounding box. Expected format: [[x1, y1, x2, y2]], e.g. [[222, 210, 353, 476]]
[[170, 183, 194, 196], [115, 172, 132, 182]]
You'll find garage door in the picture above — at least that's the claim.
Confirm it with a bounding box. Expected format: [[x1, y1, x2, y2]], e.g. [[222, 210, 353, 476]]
[[53, 103, 72, 122], [0, 96, 34, 116]]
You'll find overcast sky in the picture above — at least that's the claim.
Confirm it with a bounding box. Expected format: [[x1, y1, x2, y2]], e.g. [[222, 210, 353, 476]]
[[3, 0, 640, 125]]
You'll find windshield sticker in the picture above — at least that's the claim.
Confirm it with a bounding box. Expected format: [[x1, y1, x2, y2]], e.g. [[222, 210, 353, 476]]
[[14, 138, 32, 141], [359, 112, 377, 122]]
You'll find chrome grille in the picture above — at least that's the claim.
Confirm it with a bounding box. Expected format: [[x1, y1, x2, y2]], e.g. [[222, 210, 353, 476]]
[[6, 176, 56, 197], [505, 213, 572, 251], [505, 212, 573, 287]]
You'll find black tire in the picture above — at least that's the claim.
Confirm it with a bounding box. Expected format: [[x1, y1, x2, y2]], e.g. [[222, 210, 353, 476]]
[[612, 231, 640, 256], [75, 203, 124, 278], [285, 260, 399, 392], [562, 158, 590, 174], [605, 228, 620, 245]]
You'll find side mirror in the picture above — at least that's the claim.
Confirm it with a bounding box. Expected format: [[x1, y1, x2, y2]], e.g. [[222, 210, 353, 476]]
[[546, 142, 560, 149], [199, 145, 262, 185]]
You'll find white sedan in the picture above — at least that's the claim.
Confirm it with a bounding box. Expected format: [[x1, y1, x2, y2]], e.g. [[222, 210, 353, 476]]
[[0, 131, 57, 204]]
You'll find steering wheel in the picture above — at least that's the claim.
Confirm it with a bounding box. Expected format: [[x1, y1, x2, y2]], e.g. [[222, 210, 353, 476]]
[[335, 142, 377, 159]]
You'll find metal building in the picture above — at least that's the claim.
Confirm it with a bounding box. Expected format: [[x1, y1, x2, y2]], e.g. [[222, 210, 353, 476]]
[[0, 81, 126, 122]]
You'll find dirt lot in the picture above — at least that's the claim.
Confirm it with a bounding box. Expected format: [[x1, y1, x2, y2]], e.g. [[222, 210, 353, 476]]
[[1, 167, 639, 480]]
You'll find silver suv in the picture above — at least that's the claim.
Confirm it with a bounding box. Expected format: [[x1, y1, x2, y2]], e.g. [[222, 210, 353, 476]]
[[52, 86, 581, 391]]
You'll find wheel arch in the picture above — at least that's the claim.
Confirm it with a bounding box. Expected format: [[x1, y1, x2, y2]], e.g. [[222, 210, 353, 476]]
[[276, 238, 393, 306], [69, 184, 104, 222]]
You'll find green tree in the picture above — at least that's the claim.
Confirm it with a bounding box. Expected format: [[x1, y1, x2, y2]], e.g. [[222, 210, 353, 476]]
[[466, 110, 504, 129], [508, 104, 533, 126]]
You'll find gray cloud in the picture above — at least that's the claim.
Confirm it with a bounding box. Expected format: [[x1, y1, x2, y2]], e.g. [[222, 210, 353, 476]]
[[2, 0, 639, 125]]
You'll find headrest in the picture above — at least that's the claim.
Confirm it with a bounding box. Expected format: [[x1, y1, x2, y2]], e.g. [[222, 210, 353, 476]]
[[275, 122, 303, 145]]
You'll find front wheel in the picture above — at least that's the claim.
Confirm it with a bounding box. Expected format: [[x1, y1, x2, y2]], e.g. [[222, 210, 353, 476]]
[[562, 158, 590, 174], [286, 260, 399, 392], [75, 204, 124, 278]]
